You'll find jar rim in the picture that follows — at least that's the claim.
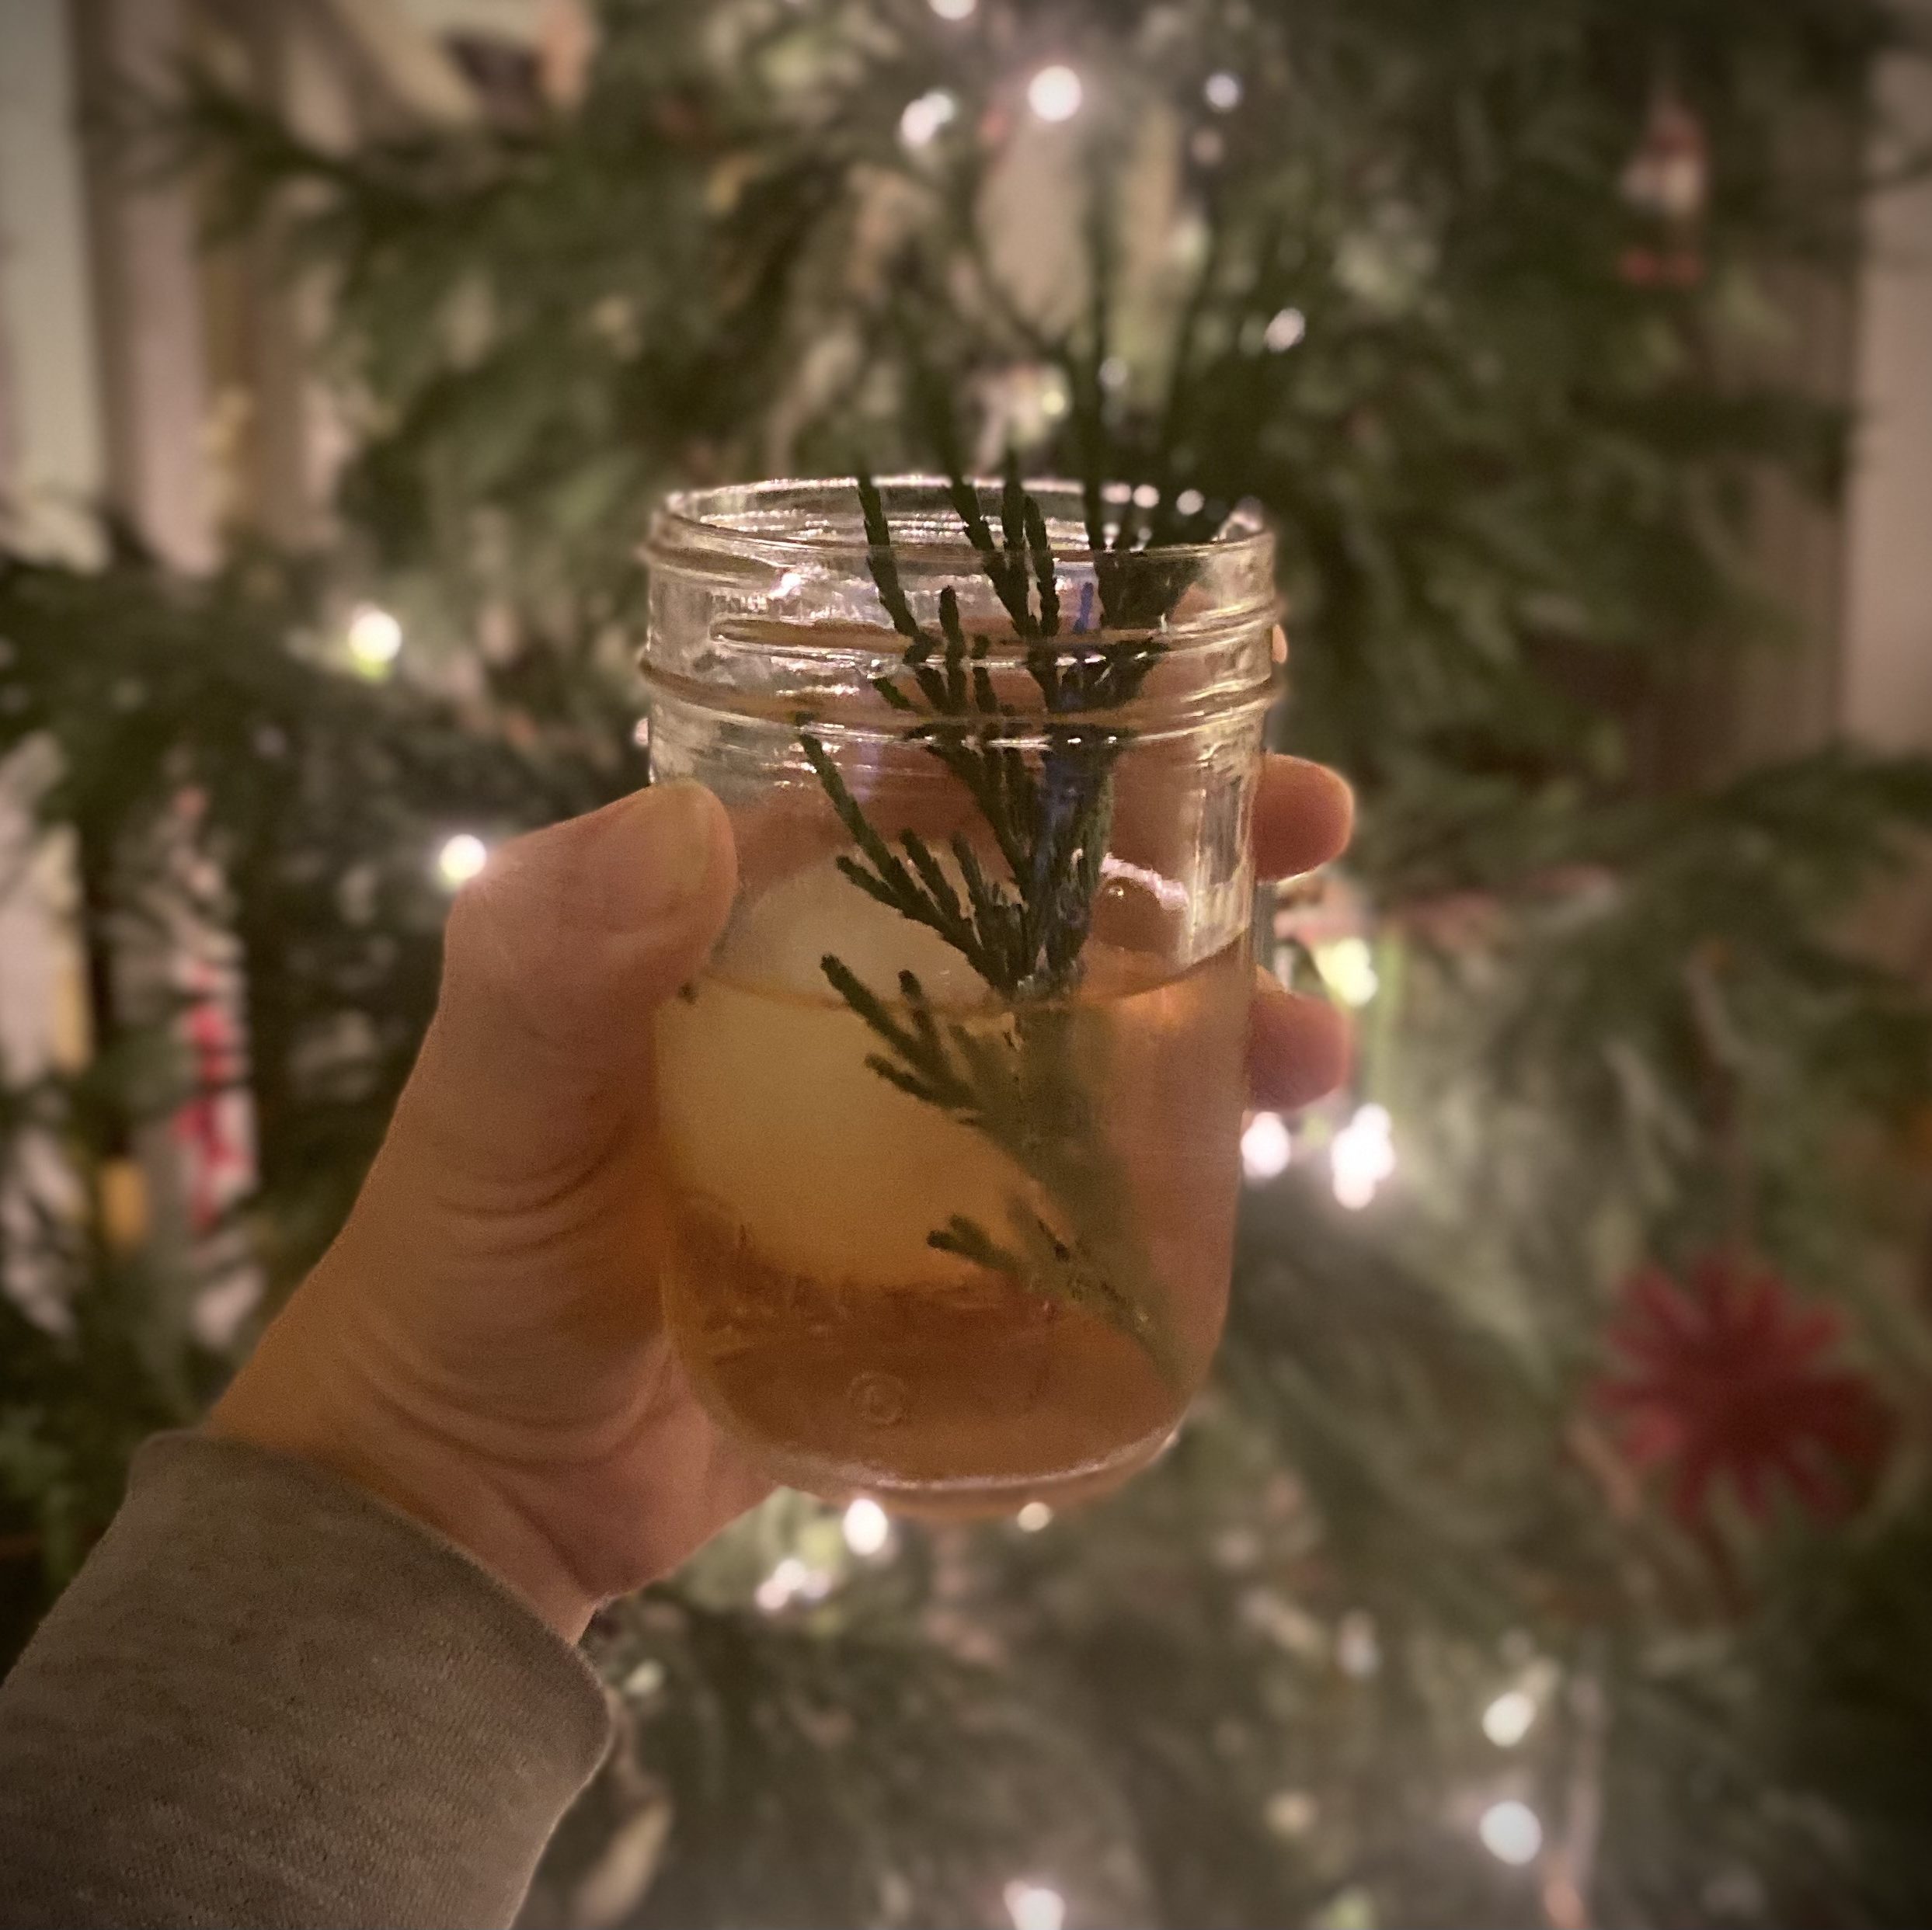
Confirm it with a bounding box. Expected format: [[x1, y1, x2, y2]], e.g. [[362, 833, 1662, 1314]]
[[646, 473, 1274, 570]]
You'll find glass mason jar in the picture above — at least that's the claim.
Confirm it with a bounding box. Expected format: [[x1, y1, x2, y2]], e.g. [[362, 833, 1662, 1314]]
[[641, 477, 1275, 1516]]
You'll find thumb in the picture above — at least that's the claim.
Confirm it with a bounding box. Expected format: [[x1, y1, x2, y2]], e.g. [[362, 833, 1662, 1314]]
[[398, 781, 736, 1169]]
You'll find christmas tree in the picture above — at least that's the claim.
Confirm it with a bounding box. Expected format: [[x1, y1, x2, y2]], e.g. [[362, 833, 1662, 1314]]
[[5, 1, 1932, 1923]]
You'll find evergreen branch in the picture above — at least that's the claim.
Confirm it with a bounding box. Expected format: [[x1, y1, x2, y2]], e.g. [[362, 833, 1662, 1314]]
[[899, 969, 944, 1055], [802, 732, 910, 888], [820, 956, 975, 1114], [857, 470, 934, 656], [820, 960, 1185, 1388], [937, 450, 1037, 640], [1025, 640, 1063, 713], [927, 1213, 1022, 1273], [1145, 187, 1229, 550], [945, 471, 998, 561], [806, 733, 994, 972], [937, 586, 969, 708], [930, 1205, 1183, 1389], [910, 659, 952, 709], [1075, 174, 1119, 565], [799, 467, 1206, 1380], [814, 470, 1178, 999], [899, 829, 965, 928], [1023, 494, 1061, 640], [999, 454, 1031, 628], [937, 584, 969, 659], [834, 855, 907, 914], [863, 1054, 951, 1108], [969, 628, 1000, 716]]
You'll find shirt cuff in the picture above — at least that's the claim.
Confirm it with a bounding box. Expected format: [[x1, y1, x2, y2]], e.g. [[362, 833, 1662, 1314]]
[[0, 1431, 613, 1928]]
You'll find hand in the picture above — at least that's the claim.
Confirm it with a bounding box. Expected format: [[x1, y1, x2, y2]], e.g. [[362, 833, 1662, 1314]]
[[1245, 755, 1355, 1110], [212, 761, 1352, 1640]]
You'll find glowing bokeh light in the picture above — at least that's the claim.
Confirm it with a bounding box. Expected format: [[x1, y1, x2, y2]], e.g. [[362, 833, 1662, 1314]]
[[1028, 64, 1084, 123], [436, 833, 489, 888]]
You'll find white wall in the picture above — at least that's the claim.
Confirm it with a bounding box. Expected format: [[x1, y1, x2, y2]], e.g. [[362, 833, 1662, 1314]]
[[392, 0, 542, 36], [0, 0, 105, 558], [1843, 28, 1932, 751], [0, 0, 98, 1312]]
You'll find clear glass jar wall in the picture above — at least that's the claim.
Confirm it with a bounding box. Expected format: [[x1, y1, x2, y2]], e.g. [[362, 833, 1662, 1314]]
[[642, 478, 1275, 1514]]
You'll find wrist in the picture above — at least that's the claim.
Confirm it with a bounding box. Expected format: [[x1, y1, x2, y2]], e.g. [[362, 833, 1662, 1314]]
[[209, 1303, 601, 1643]]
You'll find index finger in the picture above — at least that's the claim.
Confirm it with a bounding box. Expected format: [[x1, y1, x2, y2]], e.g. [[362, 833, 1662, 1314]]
[[1255, 755, 1353, 880]]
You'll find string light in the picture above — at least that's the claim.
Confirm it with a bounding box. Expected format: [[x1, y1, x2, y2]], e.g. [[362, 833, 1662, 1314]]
[[1262, 307, 1307, 353], [1241, 1111, 1292, 1183], [346, 604, 402, 672], [899, 89, 956, 148], [754, 1563, 799, 1613], [928, 0, 976, 16], [621, 1657, 666, 1699], [1478, 1800, 1544, 1866], [1131, 482, 1161, 509], [1335, 1609, 1380, 1678], [754, 1556, 833, 1613], [842, 1497, 892, 1557], [1265, 1790, 1317, 1837], [1098, 355, 1129, 391], [1027, 64, 1084, 123], [1204, 71, 1241, 112], [1331, 1103, 1395, 1209], [1004, 1880, 1067, 1930], [1175, 487, 1206, 516], [1482, 1689, 1537, 1747], [1314, 936, 1379, 1007], [436, 833, 489, 888], [1016, 1501, 1053, 1532]]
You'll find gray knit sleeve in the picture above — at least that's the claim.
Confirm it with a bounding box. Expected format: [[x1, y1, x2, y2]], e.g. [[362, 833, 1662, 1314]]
[[0, 1432, 612, 1929]]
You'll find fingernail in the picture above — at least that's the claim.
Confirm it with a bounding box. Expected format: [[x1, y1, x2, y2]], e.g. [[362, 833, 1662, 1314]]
[[592, 781, 726, 930]]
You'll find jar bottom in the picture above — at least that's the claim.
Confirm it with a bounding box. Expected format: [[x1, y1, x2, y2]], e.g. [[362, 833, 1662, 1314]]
[[661, 1195, 1192, 1519], [736, 1419, 1178, 1521]]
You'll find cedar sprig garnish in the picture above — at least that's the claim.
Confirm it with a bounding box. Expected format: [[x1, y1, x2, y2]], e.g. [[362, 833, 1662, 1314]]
[[816, 958, 1003, 1123], [794, 461, 1205, 1382], [802, 737, 1033, 993], [816, 955, 1184, 1385], [928, 1210, 1178, 1386], [801, 461, 1168, 1002]]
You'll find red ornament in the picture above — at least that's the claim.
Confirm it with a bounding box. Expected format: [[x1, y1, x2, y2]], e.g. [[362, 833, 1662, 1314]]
[[171, 955, 254, 1235], [1594, 1253, 1892, 1532], [1617, 244, 1704, 290]]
